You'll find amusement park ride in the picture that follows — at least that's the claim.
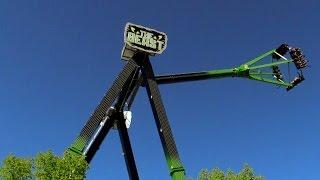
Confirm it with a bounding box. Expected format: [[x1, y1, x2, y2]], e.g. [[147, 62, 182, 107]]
[[67, 23, 309, 180]]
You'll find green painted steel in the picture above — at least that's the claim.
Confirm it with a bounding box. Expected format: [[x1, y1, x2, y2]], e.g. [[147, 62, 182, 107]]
[[248, 74, 291, 87], [245, 49, 275, 66], [68, 137, 87, 156], [199, 49, 297, 89], [169, 157, 186, 180], [249, 59, 292, 70]]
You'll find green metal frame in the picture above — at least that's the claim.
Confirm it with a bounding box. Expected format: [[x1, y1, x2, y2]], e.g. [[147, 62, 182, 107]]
[[244, 49, 293, 88], [157, 49, 297, 90]]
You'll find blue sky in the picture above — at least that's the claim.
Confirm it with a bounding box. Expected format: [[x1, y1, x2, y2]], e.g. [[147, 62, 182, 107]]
[[0, 0, 319, 179]]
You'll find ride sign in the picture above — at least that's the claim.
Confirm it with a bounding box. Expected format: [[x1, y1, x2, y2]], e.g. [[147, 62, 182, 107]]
[[121, 23, 167, 60]]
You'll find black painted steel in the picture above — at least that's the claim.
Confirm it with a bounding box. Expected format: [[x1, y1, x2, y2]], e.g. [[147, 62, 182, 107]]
[[117, 111, 139, 180], [126, 76, 142, 110], [84, 64, 139, 163], [155, 71, 236, 85], [85, 110, 115, 163], [155, 72, 210, 84], [73, 60, 139, 152], [112, 67, 140, 180], [136, 53, 185, 176], [85, 65, 140, 179]]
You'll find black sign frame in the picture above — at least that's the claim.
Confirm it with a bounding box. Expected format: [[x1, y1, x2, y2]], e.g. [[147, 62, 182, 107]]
[[123, 23, 167, 55]]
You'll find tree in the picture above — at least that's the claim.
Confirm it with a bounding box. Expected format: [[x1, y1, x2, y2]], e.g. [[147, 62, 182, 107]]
[[198, 164, 264, 180], [0, 151, 89, 180], [0, 155, 32, 180], [34, 151, 59, 179], [34, 151, 88, 180]]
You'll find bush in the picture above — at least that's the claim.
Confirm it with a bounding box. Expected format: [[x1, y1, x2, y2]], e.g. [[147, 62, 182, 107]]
[[198, 164, 263, 180]]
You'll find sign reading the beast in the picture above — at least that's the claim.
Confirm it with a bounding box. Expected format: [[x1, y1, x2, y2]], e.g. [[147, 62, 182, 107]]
[[124, 23, 167, 55]]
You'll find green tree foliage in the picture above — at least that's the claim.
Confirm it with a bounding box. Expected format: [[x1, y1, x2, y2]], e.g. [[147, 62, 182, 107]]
[[198, 164, 264, 180], [34, 151, 88, 180], [34, 151, 59, 179], [0, 151, 89, 180], [0, 155, 32, 180]]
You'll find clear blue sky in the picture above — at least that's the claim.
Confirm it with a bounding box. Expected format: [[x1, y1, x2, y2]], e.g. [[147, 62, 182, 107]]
[[0, 0, 319, 179]]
